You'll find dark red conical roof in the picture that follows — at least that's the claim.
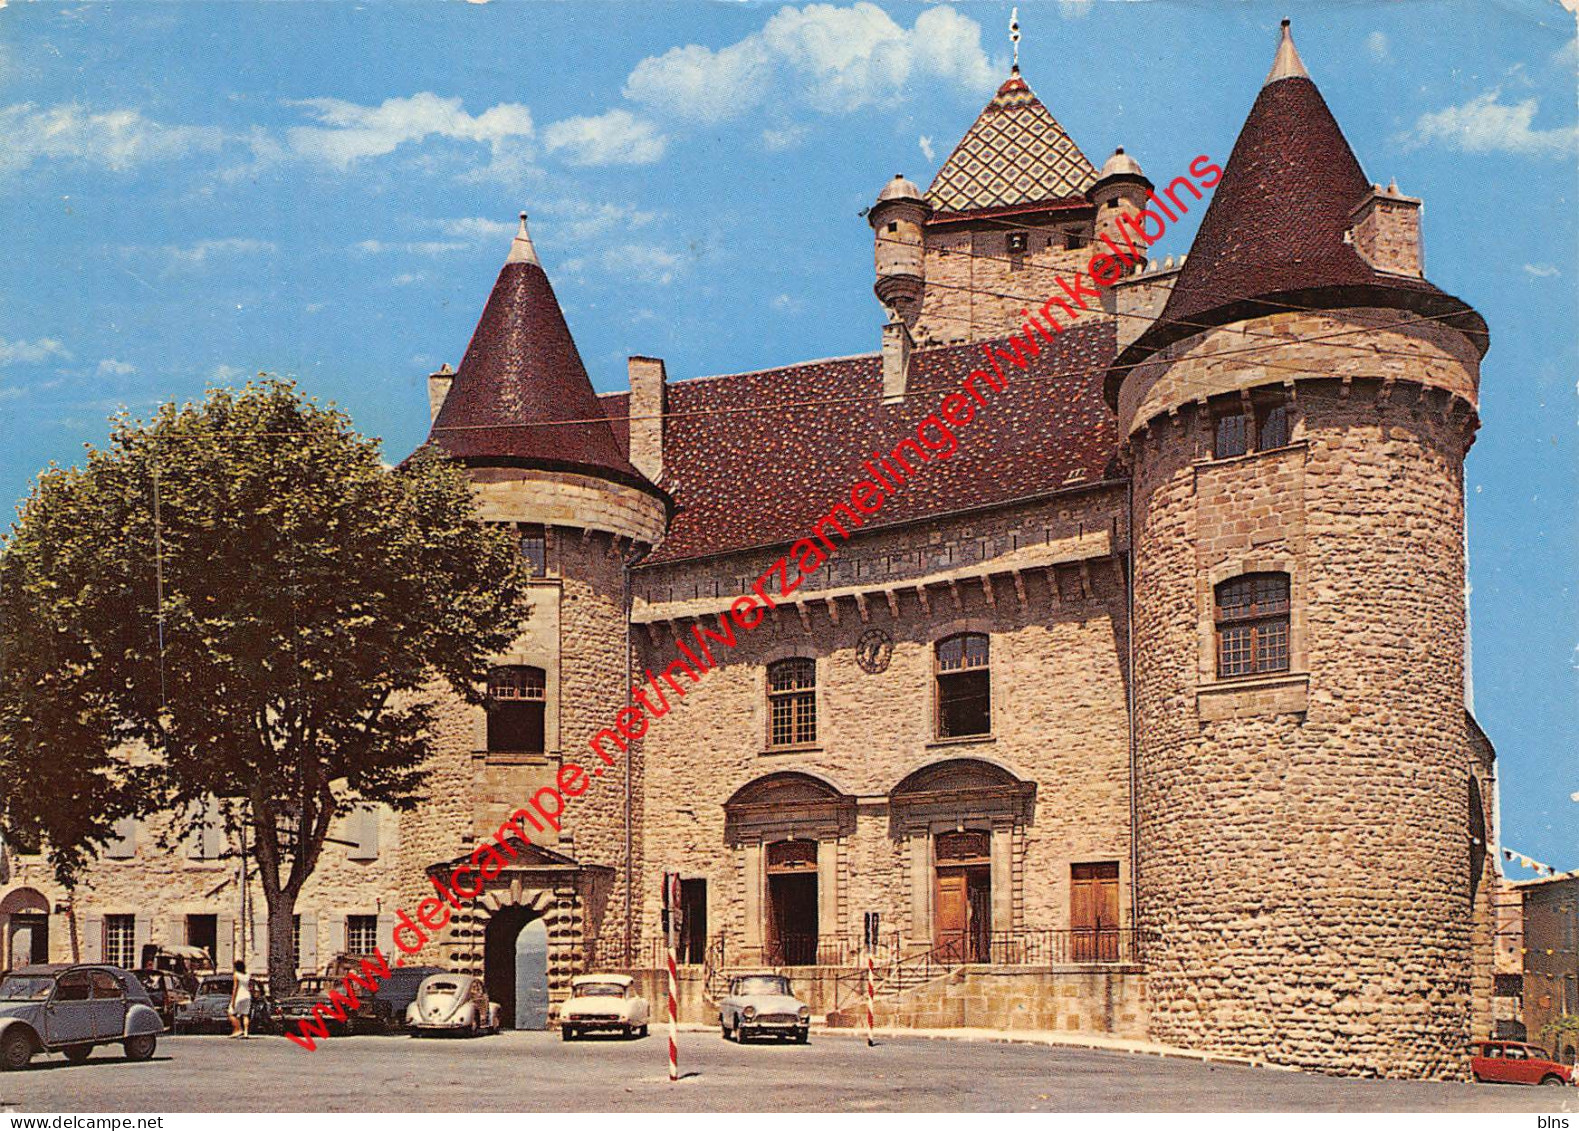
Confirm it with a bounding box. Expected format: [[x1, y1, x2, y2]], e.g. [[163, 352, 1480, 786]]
[[1109, 25, 1485, 403], [428, 216, 657, 493]]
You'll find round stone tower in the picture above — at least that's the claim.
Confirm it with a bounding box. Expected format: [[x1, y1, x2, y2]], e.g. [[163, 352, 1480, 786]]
[[1088, 147, 1152, 275], [422, 213, 669, 991], [869, 174, 929, 324], [1109, 23, 1489, 1079]]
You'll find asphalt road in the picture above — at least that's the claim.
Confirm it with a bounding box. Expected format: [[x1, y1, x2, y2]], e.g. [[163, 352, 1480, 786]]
[[0, 1029, 1575, 1113]]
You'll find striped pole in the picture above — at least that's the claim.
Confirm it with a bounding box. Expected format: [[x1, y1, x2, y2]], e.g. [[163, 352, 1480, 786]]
[[666, 944, 680, 1081], [864, 950, 876, 1047]]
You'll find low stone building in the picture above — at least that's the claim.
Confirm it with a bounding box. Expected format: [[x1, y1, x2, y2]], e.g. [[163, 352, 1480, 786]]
[[1, 23, 1505, 1077]]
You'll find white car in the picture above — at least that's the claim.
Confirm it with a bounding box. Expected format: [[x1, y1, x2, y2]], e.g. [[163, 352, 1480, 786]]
[[559, 974, 650, 1040], [718, 973, 810, 1043], [405, 974, 499, 1036]]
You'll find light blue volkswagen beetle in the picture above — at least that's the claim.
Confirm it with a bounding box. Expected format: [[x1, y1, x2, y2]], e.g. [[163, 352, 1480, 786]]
[[0, 964, 164, 1070]]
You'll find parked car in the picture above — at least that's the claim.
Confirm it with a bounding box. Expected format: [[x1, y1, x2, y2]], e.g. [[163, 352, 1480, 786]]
[[1471, 1040, 1575, 1086], [0, 964, 163, 1069], [133, 969, 192, 1030], [559, 974, 650, 1040], [138, 944, 214, 995], [405, 974, 500, 1036], [718, 973, 810, 1044], [274, 965, 443, 1035], [173, 974, 272, 1034]]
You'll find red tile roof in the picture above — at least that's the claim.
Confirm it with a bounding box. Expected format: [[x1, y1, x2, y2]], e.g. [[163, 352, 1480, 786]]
[[612, 324, 1120, 565], [427, 257, 657, 493], [1111, 73, 1485, 402]]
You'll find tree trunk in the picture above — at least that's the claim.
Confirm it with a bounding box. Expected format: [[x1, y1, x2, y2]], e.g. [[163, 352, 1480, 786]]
[[266, 891, 299, 998]]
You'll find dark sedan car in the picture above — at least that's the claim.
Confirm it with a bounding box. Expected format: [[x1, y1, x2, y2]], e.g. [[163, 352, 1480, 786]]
[[133, 969, 192, 1030], [173, 974, 272, 1034], [275, 964, 444, 1035]]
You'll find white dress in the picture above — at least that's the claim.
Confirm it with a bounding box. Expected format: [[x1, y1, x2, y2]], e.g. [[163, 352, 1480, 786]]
[[232, 974, 252, 1015]]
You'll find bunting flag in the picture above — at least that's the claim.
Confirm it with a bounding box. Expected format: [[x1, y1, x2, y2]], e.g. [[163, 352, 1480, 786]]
[[1501, 846, 1559, 876]]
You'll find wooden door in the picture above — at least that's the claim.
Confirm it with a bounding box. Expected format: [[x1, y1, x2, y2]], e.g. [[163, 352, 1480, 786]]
[[1071, 862, 1120, 961], [935, 869, 968, 961]]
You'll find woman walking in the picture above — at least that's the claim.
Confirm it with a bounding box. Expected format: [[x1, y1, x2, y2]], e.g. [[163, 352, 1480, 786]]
[[228, 960, 253, 1039]]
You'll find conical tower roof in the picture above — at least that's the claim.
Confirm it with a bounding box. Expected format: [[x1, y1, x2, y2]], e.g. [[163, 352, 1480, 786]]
[[1110, 21, 1484, 397], [926, 70, 1098, 216], [427, 214, 654, 491]]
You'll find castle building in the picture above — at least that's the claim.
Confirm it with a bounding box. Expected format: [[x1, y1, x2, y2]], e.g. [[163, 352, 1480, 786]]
[[0, 24, 1502, 1078]]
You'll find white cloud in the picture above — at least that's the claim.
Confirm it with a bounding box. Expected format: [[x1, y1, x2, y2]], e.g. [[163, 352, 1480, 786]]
[[210, 364, 244, 382], [771, 293, 805, 313], [562, 242, 688, 286], [918, 134, 935, 161], [762, 124, 809, 151], [537, 200, 660, 241], [163, 237, 276, 264], [436, 217, 516, 241], [542, 109, 667, 166], [283, 92, 534, 168], [1366, 32, 1391, 63], [391, 272, 426, 286], [1057, 0, 1092, 17], [624, 3, 997, 123], [0, 103, 225, 176], [355, 239, 468, 256], [1523, 263, 1561, 278], [0, 336, 69, 366], [1405, 90, 1579, 158], [96, 358, 137, 376]]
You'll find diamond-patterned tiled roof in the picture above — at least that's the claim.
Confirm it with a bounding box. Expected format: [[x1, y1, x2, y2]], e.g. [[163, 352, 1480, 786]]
[[926, 71, 1098, 215]]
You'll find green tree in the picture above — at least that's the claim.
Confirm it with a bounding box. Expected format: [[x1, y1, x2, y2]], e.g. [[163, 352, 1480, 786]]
[[0, 380, 521, 991]]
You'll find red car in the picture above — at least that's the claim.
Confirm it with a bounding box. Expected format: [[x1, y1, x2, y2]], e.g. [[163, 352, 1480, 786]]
[[1471, 1041, 1575, 1086]]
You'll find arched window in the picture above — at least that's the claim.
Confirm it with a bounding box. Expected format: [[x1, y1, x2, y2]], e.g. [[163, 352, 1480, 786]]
[[1214, 573, 1290, 678], [767, 658, 817, 749], [487, 665, 546, 753], [936, 633, 991, 738]]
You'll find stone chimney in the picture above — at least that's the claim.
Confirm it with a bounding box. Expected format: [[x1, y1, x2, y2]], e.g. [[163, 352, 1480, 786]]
[[1348, 180, 1423, 278], [427, 362, 454, 423], [628, 355, 667, 484], [881, 312, 913, 404]]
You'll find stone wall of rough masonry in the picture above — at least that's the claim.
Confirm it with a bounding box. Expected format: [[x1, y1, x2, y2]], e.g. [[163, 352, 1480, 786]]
[[916, 221, 1115, 347], [1468, 721, 1499, 1040], [1127, 323, 1481, 1077], [627, 487, 1133, 965]]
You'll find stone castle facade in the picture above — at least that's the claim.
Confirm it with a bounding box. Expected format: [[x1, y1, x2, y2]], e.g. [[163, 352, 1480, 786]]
[[1, 24, 1503, 1079]]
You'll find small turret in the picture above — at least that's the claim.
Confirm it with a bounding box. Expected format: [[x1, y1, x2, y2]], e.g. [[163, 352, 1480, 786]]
[[1088, 147, 1153, 275], [869, 174, 929, 325]]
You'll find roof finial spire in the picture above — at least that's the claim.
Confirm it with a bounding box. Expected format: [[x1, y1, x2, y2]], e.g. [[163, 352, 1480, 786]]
[[506, 210, 540, 266], [1265, 18, 1310, 85], [1009, 7, 1020, 73]]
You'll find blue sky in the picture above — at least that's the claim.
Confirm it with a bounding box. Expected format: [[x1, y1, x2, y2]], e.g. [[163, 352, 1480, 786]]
[[0, 0, 1574, 869]]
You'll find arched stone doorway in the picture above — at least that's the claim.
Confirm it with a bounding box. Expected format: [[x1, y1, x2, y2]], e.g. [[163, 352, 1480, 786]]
[[485, 907, 548, 1030], [0, 888, 50, 969], [724, 772, 854, 967]]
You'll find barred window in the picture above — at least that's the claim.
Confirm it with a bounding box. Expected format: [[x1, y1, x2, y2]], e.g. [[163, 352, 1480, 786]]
[[767, 658, 816, 748], [346, 915, 378, 955], [487, 665, 546, 754], [104, 914, 136, 969], [936, 633, 991, 738], [518, 524, 547, 577], [1215, 396, 1290, 459], [1259, 403, 1289, 450], [1215, 412, 1250, 459], [1215, 573, 1291, 678]]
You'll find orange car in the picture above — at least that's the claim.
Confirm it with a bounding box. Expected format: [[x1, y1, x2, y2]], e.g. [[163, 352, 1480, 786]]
[[1471, 1041, 1575, 1086]]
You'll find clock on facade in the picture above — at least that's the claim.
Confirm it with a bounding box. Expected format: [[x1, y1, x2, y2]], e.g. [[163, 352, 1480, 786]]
[[855, 628, 894, 674]]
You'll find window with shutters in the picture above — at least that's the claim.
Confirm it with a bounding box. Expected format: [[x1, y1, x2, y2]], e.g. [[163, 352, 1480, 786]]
[[346, 915, 378, 955], [766, 658, 817, 749], [103, 816, 137, 859], [486, 666, 546, 754], [1214, 573, 1291, 678], [103, 914, 136, 969], [186, 797, 225, 860], [936, 633, 991, 738], [346, 806, 379, 861]]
